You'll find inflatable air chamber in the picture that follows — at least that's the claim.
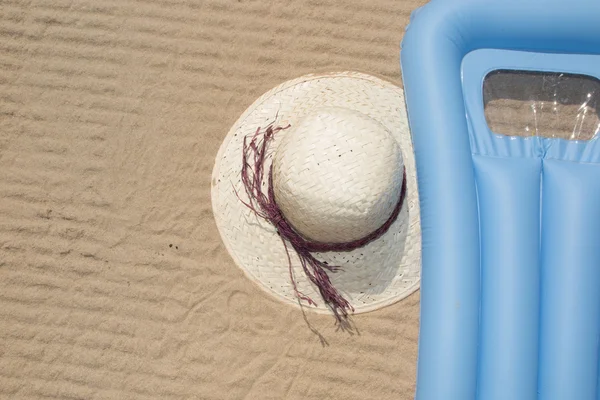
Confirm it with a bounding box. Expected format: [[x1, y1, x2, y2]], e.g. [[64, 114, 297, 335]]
[[400, 1, 600, 399]]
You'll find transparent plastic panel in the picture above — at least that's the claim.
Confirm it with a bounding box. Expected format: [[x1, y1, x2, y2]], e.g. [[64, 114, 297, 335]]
[[483, 71, 600, 141]]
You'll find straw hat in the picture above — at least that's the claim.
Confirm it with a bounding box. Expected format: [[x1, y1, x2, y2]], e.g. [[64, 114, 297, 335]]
[[211, 72, 420, 318]]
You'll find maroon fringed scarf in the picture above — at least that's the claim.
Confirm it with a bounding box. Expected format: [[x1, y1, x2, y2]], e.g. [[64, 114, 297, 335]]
[[234, 122, 406, 324]]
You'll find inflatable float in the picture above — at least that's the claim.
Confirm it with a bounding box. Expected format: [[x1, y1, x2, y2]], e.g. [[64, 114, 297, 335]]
[[400, 0, 600, 399]]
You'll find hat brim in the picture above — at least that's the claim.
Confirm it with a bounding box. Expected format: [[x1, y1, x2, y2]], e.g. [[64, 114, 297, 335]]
[[211, 72, 421, 315]]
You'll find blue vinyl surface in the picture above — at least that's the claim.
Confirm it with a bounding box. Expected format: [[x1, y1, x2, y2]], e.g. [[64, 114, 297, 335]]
[[400, 1, 600, 399]]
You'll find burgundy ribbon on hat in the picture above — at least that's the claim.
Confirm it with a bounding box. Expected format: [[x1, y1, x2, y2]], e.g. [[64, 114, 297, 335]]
[[234, 123, 406, 325]]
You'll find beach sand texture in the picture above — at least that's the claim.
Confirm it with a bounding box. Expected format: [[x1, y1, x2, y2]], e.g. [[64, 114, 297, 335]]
[[0, 0, 427, 399]]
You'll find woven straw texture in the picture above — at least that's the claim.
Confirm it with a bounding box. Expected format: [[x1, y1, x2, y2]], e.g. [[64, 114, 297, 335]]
[[212, 72, 421, 314], [273, 107, 404, 244]]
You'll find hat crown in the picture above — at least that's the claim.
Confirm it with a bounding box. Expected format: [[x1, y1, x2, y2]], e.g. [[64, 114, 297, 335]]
[[272, 108, 404, 244]]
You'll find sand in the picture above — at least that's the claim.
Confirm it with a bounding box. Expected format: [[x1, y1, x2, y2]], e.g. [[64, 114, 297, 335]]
[[0, 0, 426, 399]]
